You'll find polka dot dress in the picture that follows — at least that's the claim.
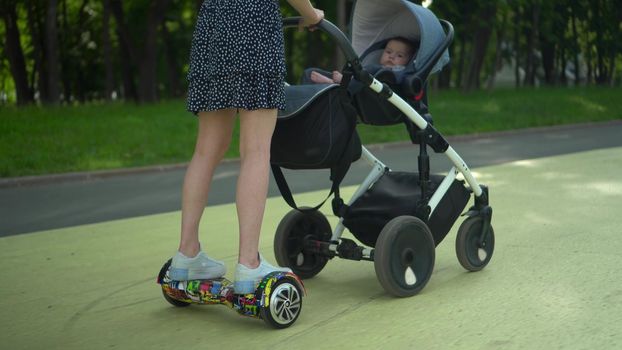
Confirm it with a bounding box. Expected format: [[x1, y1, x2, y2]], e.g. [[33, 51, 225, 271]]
[[187, 0, 286, 114]]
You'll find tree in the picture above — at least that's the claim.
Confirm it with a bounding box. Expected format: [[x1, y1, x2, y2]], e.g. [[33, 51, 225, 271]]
[[26, 1, 48, 101], [463, 1, 497, 91], [44, 0, 61, 103], [109, 0, 137, 101], [2, 0, 622, 106], [137, 0, 170, 102], [1, 0, 33, 105], [102, 0, 115, 100], [522, 0, 540, 86], [110, 0, 170, 103], [538, 0, 561, 85], [486, 4, 509, 90]]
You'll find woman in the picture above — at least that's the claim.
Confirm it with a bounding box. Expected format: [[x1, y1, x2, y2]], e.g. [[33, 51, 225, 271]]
[[169, 0, 324, 295]]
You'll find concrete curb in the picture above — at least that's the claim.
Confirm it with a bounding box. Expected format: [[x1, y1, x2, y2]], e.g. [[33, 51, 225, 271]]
[[2, 120, 620, 188]]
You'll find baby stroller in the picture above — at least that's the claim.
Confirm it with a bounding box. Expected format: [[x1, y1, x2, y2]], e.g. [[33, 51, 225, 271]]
[[270, 0, 494, 297]]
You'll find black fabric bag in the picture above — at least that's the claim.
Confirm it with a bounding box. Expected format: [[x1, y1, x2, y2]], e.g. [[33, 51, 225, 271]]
[[270, 85, 361, 210], [271, 86, 361, 169], [342, 170, 470, 247]]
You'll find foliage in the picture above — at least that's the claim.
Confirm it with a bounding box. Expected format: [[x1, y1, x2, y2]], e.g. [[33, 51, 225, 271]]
[[2, 0, 619, 105]]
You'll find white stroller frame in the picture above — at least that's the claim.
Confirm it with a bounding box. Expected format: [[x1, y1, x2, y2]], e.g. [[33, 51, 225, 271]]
[[328, 100, 482, 260], [276, 0, 494, 297]]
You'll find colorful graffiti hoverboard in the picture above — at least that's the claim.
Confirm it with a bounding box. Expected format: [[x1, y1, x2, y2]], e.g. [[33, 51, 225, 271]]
[[157, 259, 305, 329]]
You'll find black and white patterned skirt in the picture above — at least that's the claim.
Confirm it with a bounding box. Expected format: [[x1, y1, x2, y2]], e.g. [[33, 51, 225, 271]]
[[186, 0, 286, 114]]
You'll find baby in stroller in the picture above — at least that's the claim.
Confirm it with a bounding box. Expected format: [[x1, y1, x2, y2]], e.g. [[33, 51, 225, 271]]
[[306, 36, 417, 85]]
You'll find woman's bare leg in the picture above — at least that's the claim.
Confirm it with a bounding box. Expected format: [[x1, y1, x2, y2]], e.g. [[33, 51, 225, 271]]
[[178, 109, 236, 257], [236, 108, 277, 268]]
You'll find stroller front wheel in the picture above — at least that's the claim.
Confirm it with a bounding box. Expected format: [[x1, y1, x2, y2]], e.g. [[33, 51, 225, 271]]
[[374, 216, 435, 297], [274, 208, 332, 279], [455, 216, 495, 271]]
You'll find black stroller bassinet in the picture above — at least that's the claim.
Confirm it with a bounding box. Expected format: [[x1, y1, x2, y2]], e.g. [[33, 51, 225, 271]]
[[270, 0, 495, 298]]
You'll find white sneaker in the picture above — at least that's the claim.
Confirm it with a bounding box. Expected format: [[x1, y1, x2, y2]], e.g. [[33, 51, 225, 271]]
[[234, 255, 292, 294], [169, 250, 226, 280]]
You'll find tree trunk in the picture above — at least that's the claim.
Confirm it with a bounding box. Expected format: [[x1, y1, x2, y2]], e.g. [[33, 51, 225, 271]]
[[136, 0, 168, 102], [539, 1, 559, 85], [585, 20, 592, 85], [593, 0, 607, 85], [608, 49, 616, 87], [455, 36, 465, 89], [75, 0, 90, 103], [44, 0, 61, 104], [559, 46, 567, 85], [109, 0, 138, 102], [513, 3, 521, 88], [463, 3, 496, 92], [161, 20, 181, 98], [609, 2, 622, 86], [570, 6, 581, 85], [540, 42, 555, 85], [59, 0, 72, 102], [2, 2, 34, 105], [524, 2, 540, 86], [586, 51, 592, 85], [438, 57, 451, 89], [27, 1, 47, 102], [102, 0, 115, 100], [487, 11, 507, 90]]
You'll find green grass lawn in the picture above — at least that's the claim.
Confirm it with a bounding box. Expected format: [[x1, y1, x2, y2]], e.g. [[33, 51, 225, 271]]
[[1, 87, 620, 177]]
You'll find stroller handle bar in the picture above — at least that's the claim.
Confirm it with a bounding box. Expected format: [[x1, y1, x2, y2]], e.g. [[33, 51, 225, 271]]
[[282, 17, 360, 63], [282, 17, 379, 84]]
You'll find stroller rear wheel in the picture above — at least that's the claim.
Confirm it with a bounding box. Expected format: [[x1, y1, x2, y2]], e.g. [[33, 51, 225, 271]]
[[274, 208, 332, 279], [374, 216, 435, 297], [455, 216, 495, 271]]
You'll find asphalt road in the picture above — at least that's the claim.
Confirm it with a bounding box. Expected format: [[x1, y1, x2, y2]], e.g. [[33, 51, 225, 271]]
[[1, 120, 621, 236]]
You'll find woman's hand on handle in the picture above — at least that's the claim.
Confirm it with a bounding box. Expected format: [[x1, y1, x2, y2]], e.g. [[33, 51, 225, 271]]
[[286, 0, 324, 31], [299, 8, 324, 31]]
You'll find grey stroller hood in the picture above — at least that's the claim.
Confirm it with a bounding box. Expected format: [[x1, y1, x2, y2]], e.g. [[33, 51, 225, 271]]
[[352, 0, 450, 74], [278, 0, 453, 123]]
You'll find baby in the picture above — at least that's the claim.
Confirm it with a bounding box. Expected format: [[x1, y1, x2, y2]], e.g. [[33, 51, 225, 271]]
[[309, 37, 416, 84]]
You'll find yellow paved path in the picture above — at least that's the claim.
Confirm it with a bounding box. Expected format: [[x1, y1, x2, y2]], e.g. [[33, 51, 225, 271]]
[[2, 147, 621, 349]]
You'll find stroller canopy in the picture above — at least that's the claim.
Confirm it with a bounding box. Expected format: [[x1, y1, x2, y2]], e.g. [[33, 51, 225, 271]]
[[351, 0, 450, 74]]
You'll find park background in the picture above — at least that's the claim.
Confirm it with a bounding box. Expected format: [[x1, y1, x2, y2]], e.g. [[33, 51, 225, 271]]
[[1, 0, 621, 178], [2, 2, 622, 347]]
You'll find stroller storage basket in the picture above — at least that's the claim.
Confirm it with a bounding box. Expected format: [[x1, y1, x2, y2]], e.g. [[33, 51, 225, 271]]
[[342, 170, 470, 247]]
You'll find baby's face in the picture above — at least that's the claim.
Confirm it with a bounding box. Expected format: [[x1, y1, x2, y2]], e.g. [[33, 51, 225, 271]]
[[380, 40, 412, 67]]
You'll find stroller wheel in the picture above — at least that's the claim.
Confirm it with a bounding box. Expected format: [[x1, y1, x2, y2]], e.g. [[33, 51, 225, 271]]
[[374, 216, 435, 297], [455, 216, 495, 271], [274, 208, 332, 279]]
